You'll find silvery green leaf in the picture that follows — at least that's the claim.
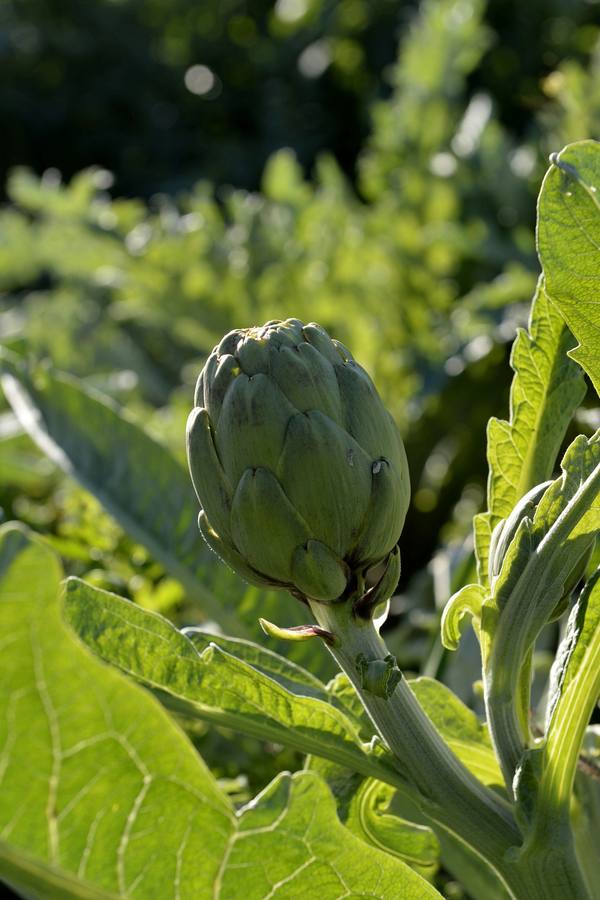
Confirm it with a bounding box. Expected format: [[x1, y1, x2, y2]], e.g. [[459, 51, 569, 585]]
[[474, 280, 585, 586], [538, 140, 600, 398]]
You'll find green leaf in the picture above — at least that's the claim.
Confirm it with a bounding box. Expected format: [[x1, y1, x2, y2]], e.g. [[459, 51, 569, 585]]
[[307, 757, 509, 900], [0, 523, 236, 898], [441, 582, 486, 651], [474, 280, 585, 585], [306, 757, 440, 872], [220, 771, 442, 899], [538, 140, 600, 398], [0, 841, 119, 900], [183, 626, 329, 699], [0, 350, 240, 630], [0, 524, 443, 899], [63, 578, 403, 789], [345, 778, 439, 867], [0, 349, 335, 678]]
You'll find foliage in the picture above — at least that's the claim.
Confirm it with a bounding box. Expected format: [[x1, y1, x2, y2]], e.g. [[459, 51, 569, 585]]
[[1, 142, 600, 897], [3, 0, 599, 195], [3, 0, 600, 896]]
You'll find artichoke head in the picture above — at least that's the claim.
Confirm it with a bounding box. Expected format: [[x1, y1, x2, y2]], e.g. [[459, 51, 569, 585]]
[[186, 318, 410, 605]]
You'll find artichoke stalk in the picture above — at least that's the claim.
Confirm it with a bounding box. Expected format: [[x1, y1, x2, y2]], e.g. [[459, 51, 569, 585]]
[[186, 318, 410, 613], [488, 480, 592, 619]]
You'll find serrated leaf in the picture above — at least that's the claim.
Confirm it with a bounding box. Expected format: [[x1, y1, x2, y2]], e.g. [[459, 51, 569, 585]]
[[0, 524, 443, 899], [183, 626, 328, 698], [0, 526, 446, 900], [220, 771, 442, 899], [345, 778, 440, 867], [475, 280, 585, 585], [538, 140, 600, 398], [0, 349, 335, 677], [63, 578, 402, 789], [0, 523, 235, 899], [441, 582, 486, 651], [306, 758, 439, 872]]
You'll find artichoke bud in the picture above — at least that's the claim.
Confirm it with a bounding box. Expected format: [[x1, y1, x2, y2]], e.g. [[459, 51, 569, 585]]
[[186, 319, 410, 608], [489, 481, 593, 616]]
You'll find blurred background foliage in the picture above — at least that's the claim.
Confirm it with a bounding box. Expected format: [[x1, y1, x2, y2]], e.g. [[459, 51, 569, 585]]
[[1, 0, 600, 832]]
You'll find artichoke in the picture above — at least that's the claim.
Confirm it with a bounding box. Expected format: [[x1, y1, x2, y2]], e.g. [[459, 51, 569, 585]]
[[186, 318, 410, 607]]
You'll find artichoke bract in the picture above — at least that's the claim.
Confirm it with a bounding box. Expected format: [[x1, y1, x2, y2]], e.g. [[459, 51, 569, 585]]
[[186, 318, 410, 606]]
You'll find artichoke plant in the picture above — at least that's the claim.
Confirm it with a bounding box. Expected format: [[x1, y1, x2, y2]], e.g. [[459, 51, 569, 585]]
[[488, 480, 591, 619], [186, 318, 410, 611]]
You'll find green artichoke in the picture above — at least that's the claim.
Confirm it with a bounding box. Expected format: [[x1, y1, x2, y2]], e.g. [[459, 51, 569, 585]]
[[186, 318, 410, 607]]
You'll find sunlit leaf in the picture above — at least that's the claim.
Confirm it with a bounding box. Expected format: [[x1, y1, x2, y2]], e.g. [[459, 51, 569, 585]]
[[221, 771, 442, 899], [63, 578, 402, 789], [305, 757, 440, 872], [0, 523, 234, 898], [538, 140, 600, 398], [0, 524, 441, 899], [474, 280, 585, 585]]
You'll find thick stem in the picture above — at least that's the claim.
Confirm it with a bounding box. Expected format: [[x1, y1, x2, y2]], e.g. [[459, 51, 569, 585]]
[[485, 459, 600, 791], [309, 598, 589, 900]]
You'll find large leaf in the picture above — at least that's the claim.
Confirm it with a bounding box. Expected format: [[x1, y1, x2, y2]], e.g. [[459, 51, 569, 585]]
[[221, 771, 442, 899], [306, 757, 440, 873], [538, 140, 600, 397], [0, 351, 236, 627], [474, 279, 585, 586], [307, 757, 508, 900], [0, 524, 439, 899], [0, 349, 334, 678], [0, 523, 234, 898], [63, 578, 402, 789], [0, 841, 119, 900]]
